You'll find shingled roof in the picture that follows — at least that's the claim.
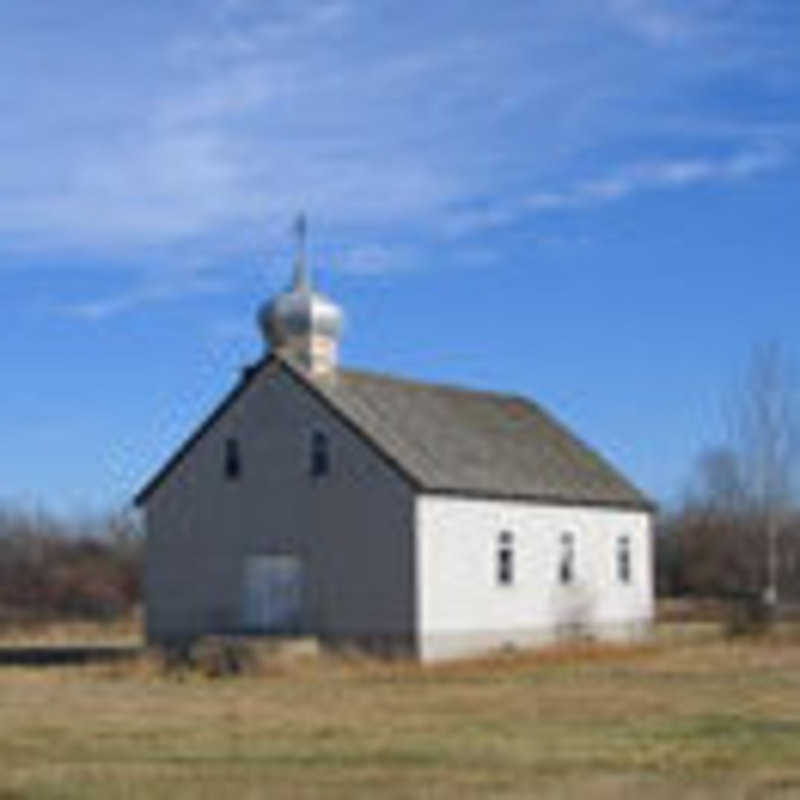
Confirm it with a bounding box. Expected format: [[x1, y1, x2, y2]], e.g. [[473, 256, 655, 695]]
[[135, 355, 653, 511], [300, 362, 653, 510]]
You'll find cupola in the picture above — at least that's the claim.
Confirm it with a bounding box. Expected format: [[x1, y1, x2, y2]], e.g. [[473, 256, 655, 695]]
[[258, 215, 343, 377]]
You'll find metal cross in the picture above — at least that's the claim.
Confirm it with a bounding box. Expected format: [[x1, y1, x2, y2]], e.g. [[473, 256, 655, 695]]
[[293, 212, 309, 288]]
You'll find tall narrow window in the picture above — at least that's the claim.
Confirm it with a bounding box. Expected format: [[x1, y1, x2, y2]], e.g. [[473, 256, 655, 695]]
[[225, 438, 241, 480], [497, 531, 514, 586], [559, 532, 575, 585], [311, 431, 329, 477], [617, 535, 632, 583]]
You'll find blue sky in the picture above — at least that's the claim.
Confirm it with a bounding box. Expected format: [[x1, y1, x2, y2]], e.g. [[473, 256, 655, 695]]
[[1, 0, 799, 516]]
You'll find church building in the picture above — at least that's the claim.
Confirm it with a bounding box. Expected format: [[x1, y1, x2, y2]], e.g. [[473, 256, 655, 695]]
[[135, 220, 655, 661]]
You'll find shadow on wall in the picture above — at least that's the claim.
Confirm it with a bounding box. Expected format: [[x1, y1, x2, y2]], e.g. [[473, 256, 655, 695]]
[[552, 579, 597, 639]]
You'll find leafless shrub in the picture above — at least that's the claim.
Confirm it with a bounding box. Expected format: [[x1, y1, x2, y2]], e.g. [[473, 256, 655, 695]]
[[0, 506, 142, 625], [189, 636, 262, 678]]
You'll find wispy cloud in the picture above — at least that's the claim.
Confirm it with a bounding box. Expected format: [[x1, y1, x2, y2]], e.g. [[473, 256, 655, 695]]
[[61, 274, 230, 321], [0, 0, 797, 288], [607, 0, 695, 46], [440, 207, 517, 238], [333, 244, 415, 275], [525, 149, 786, 211]]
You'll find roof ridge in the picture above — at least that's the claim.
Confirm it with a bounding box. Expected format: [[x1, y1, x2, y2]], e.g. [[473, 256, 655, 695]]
[[338, 364, 526, 403]]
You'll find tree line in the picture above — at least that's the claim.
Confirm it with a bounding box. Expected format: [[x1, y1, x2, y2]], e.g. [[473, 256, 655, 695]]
[[0, 507, 142, 623], [656, 342, 800, 624]]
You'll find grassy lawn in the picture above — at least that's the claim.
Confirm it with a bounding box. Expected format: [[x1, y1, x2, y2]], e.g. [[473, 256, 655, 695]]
[[2, 632, 800, 798]]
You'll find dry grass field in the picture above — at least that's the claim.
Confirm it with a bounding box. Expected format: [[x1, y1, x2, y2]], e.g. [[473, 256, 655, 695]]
[[2, 630, 800, 799], [0, 609, 143, 647]]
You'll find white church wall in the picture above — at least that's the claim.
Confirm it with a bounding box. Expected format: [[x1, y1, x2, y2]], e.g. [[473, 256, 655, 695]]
[[144, 361, 416, 649], [415, 494, 654, 662]]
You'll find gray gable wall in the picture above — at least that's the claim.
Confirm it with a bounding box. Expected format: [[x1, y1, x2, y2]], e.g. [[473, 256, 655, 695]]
[[144, 360, 416, 647]]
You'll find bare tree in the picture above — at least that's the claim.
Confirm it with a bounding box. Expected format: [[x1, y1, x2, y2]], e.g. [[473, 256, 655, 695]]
[[688, 446, 747, 513], [655, 345, 799, 626], [724, 342, 800, 609], [0, 505, 143, 623], [661, 449, 760, 600]]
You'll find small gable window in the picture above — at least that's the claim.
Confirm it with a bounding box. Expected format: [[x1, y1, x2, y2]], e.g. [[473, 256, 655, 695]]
[[497, 531, 514, 586], [559, 532, 575, 585], [225, 438, 241, 480], [311, 431, 329, 477], [617, 535, 632, 583]]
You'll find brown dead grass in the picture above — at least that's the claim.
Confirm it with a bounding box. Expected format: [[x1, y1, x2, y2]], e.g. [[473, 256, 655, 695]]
[[0, 599, 718, 647], [0, 607, 143, 646], [3, 630, 800, 798], [0, 600, 720, 647]]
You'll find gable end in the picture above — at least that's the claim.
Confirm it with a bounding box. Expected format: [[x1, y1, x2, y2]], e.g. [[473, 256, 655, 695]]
[[133, 356, 422, 506]]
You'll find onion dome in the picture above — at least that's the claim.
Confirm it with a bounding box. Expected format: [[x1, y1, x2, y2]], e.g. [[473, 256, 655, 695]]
[[257, 214, 343, 374]]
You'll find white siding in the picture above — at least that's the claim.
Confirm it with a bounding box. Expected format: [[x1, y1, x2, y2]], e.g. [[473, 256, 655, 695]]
[[415, 495, 654, 661]]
